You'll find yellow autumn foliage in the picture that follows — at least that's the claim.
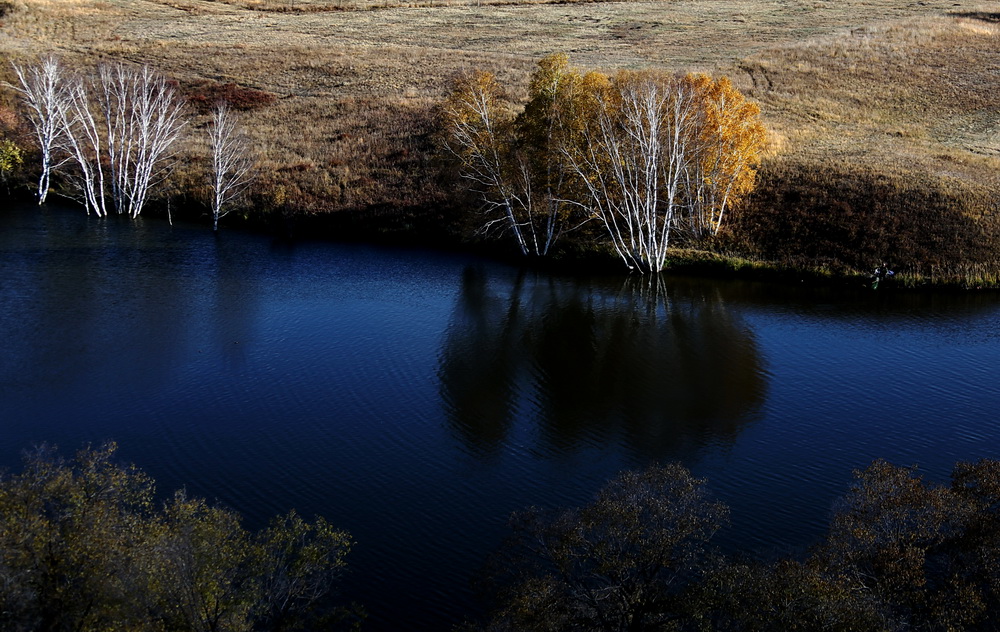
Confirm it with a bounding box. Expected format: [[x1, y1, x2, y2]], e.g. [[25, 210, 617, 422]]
[[441, 54, 768, 269]]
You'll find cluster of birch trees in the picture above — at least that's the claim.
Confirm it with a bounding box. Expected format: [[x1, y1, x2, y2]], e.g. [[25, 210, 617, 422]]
[[8, 56, 254, 229], [441, 54, 767, 272]]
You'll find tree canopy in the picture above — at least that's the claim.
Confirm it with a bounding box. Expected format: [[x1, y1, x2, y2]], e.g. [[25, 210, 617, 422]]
[[477, 459, 1000, 631], [0, 443, 361, 632], [441, 54, 767, 271], [482, 464, 728, 632]]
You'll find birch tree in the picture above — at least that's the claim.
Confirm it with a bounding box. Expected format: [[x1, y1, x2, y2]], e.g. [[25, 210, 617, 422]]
[[556, 71, 705, 272], [442, 71, 537, 255], [8, 56, 72, 204], [682, 75, 766, 241], [512, 54, 593, 254], [96, 63, 186, 218], [8, 60, 187, 217], [441, 56, 766, 272], [568, 72, 765, 264], [442, 59, 597, 257], [207, 102, 255, 231], [61, 74, 108, 215]]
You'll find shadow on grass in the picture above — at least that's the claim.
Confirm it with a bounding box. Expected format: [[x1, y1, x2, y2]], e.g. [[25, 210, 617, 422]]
[[723, 158, 1000, 283], [949, 11, 1000, 23]]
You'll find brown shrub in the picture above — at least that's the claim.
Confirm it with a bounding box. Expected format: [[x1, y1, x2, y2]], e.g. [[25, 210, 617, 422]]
[[0, 104, 19, 133], [177, 80, 278, 114]]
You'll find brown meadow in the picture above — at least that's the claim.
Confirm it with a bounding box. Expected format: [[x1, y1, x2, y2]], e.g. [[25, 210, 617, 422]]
[[1, 0, 998, 283]]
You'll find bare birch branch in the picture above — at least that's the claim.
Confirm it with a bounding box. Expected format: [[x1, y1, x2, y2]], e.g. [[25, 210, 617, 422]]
[[96, 63, 186, 218], [208, 102, 256, 231], [7, 56, 72, 204], [61, 75, 108, 216]]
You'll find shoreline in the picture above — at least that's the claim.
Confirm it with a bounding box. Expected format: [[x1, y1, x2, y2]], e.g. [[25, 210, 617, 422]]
[[1, 0, 999, 292], [10, 190, 999, 293]]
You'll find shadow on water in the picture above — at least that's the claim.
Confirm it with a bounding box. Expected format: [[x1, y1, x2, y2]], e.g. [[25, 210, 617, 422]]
[[7, 202, 1000, 632], [1, 212, 189, 394], [0, 205, 265, 444], [438, 267, 769, 461]]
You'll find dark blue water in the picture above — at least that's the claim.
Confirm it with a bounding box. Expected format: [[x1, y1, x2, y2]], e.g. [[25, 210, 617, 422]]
[[3, 203, 1000, 629]]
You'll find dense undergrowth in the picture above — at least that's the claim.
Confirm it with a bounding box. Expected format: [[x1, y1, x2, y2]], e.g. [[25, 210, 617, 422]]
[[10, 445, 1000, 631]]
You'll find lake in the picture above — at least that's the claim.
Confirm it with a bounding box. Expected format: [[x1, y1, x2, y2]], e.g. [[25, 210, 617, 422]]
[[3, 202, 1000, 630]]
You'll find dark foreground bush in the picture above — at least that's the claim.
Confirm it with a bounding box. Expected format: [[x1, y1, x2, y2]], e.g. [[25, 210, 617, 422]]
[[0, 443, 363, 632], [477, 459, 1000, 631]]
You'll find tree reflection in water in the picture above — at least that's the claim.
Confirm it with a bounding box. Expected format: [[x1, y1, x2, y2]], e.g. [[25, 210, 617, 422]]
[[438, 268, 768, 460]]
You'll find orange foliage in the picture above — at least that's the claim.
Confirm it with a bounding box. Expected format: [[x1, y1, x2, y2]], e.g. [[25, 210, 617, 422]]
[[688, 74, 767, 239], [440, 55, 768, 268]]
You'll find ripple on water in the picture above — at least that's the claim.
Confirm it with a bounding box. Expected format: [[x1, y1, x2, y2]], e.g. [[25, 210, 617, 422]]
[[6, 204, 1000, 631]]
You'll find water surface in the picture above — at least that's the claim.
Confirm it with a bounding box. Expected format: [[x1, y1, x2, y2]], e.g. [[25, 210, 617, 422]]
[[2, 203, 1000, 629]]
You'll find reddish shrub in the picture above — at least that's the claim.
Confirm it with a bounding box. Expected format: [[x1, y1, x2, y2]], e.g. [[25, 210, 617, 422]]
[[179, 80, 278, 113]]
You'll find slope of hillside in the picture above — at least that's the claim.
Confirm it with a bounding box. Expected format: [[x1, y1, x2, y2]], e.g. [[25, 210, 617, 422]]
[[1, 0, 998, 282]]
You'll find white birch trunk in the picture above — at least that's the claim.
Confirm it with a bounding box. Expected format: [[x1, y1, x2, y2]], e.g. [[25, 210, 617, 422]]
[[563, 76, 699, 272], [61, 76, 108, 216], [209, 102, 255, 231], [9, 57, 72, 204], [97, 63, 186, 218]]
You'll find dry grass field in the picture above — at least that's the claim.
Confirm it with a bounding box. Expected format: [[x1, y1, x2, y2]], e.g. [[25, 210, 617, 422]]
[[1, 0, 999, 280]]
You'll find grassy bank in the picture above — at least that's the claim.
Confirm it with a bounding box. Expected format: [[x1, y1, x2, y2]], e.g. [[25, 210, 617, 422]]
[[659, 249, 1000, 291], [1, 0, 998, 285]]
